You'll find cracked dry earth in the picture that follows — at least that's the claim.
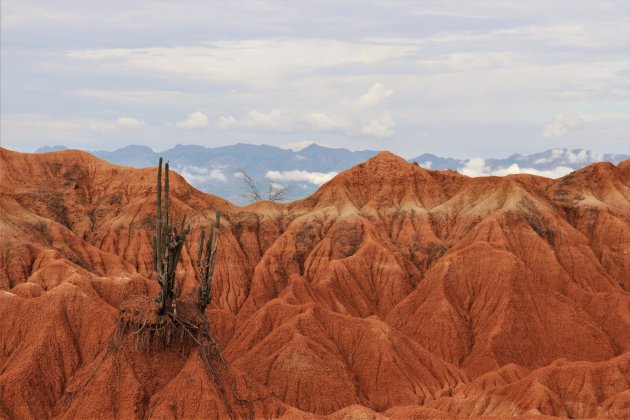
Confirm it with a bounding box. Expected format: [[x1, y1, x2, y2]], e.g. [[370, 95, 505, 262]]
[[1, 147, 629, 419]]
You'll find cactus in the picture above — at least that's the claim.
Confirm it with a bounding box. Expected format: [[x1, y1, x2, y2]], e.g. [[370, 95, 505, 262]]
[[152, 157, 190, 315], [197, 211, 220, 312]]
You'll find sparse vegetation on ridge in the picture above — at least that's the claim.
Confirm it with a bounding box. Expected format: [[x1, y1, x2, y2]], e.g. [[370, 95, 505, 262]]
[[236, 168, 288, 203], [107, 158, 261, 419]]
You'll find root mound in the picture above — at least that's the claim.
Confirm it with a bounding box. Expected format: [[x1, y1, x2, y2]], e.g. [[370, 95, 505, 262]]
[[108, 296, 261, 419], [113, 295, 210, 352]]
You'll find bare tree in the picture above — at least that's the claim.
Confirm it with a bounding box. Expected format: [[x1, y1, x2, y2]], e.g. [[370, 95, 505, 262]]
[[267, 182, 288, 202], [235, 169, 263, 201], [235, 168, 288, 203]]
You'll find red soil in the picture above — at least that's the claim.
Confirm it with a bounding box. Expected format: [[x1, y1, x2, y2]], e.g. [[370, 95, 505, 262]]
[[1, 148, 629, 419]]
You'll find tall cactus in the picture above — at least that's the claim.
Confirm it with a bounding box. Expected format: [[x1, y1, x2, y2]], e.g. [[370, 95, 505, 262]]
[[197, 211, 220, 312], [152, 157, 190, 315]]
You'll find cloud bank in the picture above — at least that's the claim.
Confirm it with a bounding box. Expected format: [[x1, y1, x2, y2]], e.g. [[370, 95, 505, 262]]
[[460, 158, 574, 179], [265, 170, 338, 185], [178, 165, 227, 183], [1, 1, 629, 155]]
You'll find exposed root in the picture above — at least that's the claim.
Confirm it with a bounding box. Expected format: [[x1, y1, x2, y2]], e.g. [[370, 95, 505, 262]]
[[61, 296, 269, 419], [111, 296, 195, 352]]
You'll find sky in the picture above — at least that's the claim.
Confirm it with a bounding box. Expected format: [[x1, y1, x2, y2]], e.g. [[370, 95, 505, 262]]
[[1, 0, 629, 158]]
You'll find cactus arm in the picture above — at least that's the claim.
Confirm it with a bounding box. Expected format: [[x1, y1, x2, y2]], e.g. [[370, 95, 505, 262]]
[[204, 224, 214, 269], [164, 162, 169, 230], [197, 229, 205, 268], [196, 210, 221, 312], [155, 158, 163, 282], [207, 212, 220, 285]]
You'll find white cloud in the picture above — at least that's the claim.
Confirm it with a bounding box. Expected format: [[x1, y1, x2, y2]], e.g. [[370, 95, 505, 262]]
[[216, 109, 290, 132], [265, 169, 337, 185], [209, 168, 228, 182], [116, 116, 146, 128], [178, 165, 227, 183], [46, 118, 117, 132], [533, 148, 570, 164], [0, 113, 150, 149], [591, 152, 604, 162], [551, 149, 565, 159], [176, 111, 208, 129], [361, 115, 395, 138], [247, 109, 289, 131], [2, 113, 119, 133], [460, 157, 573, 179], [4, 4, 629, 155], [460, 158, 488, 177], [304, 112, 347, 132], [356, 82, 393, 107], [216, 83, 397, 139], [535, 167, 575, 178], [491, 163, 573, 178], [542, 112, 630, 140], [492, 23, 630, 49], [543, 113, 583, 138], [300, 83, 396, 137], [45, 119, 82, 131], [88, 122, 117, 131], [565, 149, 588, 164], [416, 52, 517, 72], [64, 40, 415, 86], [216, 115, 238, 129], [581, 112, 630, 124], [73, 89, 186, 104]]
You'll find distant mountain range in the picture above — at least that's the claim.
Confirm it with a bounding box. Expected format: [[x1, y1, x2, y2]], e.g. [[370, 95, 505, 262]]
[[36, 143, 629, 205]]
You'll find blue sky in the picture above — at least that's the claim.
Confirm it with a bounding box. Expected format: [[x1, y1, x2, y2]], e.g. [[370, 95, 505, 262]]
[[1, 1, 629, 157]]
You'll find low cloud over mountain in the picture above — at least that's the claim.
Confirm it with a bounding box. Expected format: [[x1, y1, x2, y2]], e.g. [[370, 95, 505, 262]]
[[36, 143, 629, 205]]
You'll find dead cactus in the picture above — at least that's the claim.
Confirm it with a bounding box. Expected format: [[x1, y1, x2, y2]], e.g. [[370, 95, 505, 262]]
[[197, 210, 220, 312], [151, 157, 190, 315]]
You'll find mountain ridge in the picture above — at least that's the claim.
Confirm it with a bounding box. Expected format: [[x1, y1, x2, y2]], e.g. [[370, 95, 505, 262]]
[[33, 143, 629, 205], [1, 147, 629, 418]]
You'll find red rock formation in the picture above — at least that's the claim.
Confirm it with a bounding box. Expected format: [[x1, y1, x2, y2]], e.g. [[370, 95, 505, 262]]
[[0, 147, 628, 419]]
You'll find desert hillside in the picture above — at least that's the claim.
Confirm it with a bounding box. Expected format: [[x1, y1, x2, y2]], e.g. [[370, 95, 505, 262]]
[[1, 147, 629, 419]]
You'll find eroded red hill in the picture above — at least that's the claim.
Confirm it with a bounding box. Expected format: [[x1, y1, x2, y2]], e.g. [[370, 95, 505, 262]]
[[1, 148, 629, 419]]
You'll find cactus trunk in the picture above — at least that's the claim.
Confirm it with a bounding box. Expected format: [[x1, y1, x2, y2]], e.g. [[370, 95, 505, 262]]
[[197, 211, 220, 312], [151, 158, 190, 315]]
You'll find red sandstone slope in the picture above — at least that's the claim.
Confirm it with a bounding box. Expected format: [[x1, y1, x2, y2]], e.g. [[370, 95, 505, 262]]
[[0, 147, 629, 419]]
